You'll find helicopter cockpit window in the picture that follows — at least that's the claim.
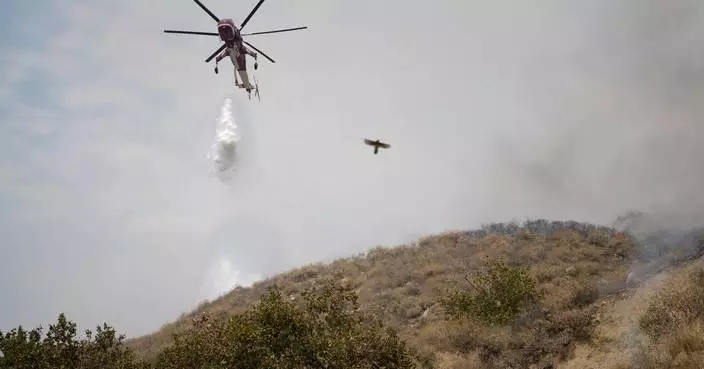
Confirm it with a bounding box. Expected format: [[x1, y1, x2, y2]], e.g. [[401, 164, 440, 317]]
[[219, 25, 235, 41]]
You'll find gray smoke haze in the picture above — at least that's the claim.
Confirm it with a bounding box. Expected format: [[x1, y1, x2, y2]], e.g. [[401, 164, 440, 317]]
[[3, 0, 704, 339], [479, 0, 704, 229], [485, 1, 704, 296]]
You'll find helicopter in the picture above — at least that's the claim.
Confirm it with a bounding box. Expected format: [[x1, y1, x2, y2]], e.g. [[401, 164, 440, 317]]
[[164, 0, 307, 100]]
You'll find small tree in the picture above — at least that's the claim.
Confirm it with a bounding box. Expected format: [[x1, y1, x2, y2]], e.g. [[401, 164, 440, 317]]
[[78, 323, 148, 369], [0, 313, 146, 369], [0, 325, 44, 368], [442, 261, 537, 325], [42, 313, 81, 368]]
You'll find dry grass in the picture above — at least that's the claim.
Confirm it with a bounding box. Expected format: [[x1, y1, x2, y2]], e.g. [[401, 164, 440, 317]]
[[125, 220, 642, 368], [627, 265, 704, 369]]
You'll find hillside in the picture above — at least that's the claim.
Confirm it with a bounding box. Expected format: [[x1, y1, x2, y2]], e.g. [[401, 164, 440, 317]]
[[4, 217, 703, 368], [121, 216, 704, 368]]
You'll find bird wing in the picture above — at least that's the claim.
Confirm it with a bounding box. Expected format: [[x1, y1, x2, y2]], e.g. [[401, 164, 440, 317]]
[[363, 139, 375, 146], [378, 142, 391, 149]]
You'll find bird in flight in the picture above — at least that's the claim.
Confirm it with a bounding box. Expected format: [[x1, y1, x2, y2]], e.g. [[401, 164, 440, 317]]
[[363, 139, 391, 154]]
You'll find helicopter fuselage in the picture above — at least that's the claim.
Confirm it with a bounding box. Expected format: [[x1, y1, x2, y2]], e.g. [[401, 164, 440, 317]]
[[217, 19, 241, 49]]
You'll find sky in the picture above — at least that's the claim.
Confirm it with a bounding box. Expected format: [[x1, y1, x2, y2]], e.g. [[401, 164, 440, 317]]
[[2, 0, 704, 338]]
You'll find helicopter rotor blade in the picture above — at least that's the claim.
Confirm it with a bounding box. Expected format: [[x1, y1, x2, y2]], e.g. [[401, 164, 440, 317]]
[[192, 0, 220, 22], [243, 41, 275, 63], [240, 0, 266, 30], [241, 26, 308, 36], [205, 43, 226, 63], [164, 30, 219, 36]]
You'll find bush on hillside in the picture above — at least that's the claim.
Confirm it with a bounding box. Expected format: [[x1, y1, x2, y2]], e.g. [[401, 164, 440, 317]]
[[436, 258, 603, 369], [442, 261, 537, 326], [466, 219, 618, 240], [0, 313, 146, 369], [155, 280, 419, 369]]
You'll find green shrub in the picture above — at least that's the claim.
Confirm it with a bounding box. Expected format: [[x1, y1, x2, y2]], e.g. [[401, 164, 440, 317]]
[[442, 261, 537, 325], [0, 313, 146, 369], [156, 280, 419, 369], [0, 284, 417, 369]]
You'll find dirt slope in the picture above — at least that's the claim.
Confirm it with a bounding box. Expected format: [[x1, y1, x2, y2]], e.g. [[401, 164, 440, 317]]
[[559, 255, 704, 369], [558, 270, 670, 369]]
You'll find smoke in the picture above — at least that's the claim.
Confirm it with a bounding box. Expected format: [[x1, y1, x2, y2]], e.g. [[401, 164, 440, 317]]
[[473, 6, 704, 362], [558, 4, 704, 358], [207, 97, 240, 183], [198, 258, 261, 302], [597, 1, 704, 277], [614, 211, 704, 285], [482, 0, 704, 230]]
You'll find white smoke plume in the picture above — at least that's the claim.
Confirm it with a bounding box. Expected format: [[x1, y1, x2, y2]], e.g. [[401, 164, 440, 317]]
[[207, 97, 240, 183], [198, 259, 261, 302]]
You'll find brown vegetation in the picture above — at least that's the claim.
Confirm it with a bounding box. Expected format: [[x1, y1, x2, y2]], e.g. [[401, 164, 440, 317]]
[[4, 218, 704, 368], [625, 263, 704, 369], [125, 220, 637, 368]]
